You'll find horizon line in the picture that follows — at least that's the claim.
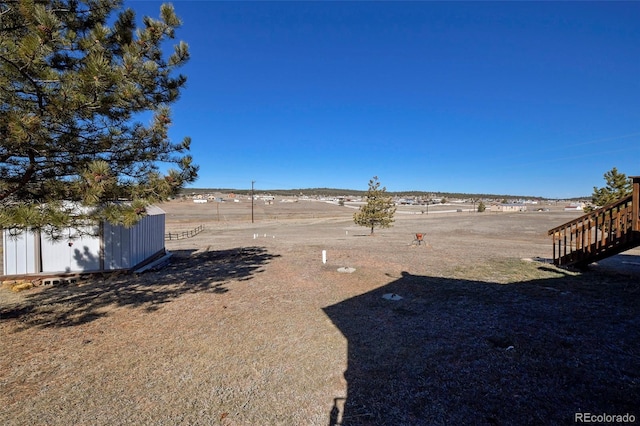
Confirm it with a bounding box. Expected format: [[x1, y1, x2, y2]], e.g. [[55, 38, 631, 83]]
[[181, 187, 590, 200]]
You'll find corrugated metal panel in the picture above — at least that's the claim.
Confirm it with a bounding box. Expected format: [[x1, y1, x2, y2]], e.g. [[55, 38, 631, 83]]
[[103, 208, 165, 270], [3, 229, 37, 275], [129, 213, 164, 267], [103, 222, 117, 270], [104, 222, 132, 270]]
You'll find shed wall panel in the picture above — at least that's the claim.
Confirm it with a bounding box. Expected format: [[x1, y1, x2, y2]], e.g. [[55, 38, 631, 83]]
[[128, 213, 165, 267], [3, 230, 37, 275], [103, 212, 164, 270], [40, 226, 101, 273], [104, 223, 132, 270]]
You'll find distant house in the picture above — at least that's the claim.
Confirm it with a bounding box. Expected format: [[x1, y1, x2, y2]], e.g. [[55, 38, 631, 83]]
[[564, 203, 584, 212], [3, 205, 165, 276], [491, 203, 527, 212], [397, 198, 416, 205]]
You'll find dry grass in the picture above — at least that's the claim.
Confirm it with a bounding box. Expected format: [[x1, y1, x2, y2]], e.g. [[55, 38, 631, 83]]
[[9, 282, 34, 292], [1, 200, 639, 425]]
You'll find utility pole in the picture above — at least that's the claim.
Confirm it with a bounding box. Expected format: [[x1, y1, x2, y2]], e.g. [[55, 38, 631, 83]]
[[251, 180, 255, 223]]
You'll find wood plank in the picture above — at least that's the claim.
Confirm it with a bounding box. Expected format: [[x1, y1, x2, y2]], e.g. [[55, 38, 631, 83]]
[[632, 176, 640, 231]]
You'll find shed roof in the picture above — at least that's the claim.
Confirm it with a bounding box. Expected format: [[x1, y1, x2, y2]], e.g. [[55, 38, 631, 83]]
[[52, 201, 165, 216], [146, 205, 165, 215]]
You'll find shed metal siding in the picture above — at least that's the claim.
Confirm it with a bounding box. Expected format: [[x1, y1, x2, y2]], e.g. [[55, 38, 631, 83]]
[[3, 229, 37, 275], [104, 222, 132, 270], [129, 212, 165, 267], [2, 205, 165, 275], [40, 226, 101, 273], [104, 210, 164, 269]]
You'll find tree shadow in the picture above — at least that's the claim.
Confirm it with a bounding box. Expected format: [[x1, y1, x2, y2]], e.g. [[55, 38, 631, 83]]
[[1, 246, 279, 329], [324, 269, 640, 425], [72, 244, 101, 272]]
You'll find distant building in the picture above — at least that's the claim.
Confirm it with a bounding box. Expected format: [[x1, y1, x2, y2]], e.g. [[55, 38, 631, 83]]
[[397, 198, 416, 205], [564, 203, 584, 212], [491, 203, 527, 212]]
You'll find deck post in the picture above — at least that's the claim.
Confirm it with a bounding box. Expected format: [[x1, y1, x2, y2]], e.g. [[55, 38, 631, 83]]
[[632, 176, 640, 232]]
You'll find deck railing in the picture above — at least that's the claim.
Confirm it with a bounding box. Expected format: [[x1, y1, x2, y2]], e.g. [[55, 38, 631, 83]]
[[548, 176, 640, 267]]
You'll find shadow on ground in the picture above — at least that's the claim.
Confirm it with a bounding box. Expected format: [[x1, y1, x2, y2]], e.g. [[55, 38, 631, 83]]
[[591, 253, 640, 277], [324, 267, 640, 425], [1, 246, 279, 329]]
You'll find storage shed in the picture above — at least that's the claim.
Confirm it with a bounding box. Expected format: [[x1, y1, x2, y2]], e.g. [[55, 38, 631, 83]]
[[2, 205, 165, 276]]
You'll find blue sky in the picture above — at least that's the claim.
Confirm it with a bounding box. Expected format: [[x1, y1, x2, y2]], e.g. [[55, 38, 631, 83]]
[[127, 1, 640, 198]]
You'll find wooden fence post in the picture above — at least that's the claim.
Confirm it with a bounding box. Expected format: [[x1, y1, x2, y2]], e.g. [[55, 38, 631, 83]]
[[165, 224, 205, 241]]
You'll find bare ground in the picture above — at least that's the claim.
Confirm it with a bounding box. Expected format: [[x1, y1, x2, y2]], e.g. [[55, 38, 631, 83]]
[[1, 199, 639, 425]]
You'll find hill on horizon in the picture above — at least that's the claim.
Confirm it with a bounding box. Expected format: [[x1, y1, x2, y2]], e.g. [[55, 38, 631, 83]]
[[181, 187, 588, 201]]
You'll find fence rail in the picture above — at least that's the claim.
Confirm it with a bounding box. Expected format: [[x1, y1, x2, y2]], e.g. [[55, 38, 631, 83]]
[[165, 225, 205, 241]]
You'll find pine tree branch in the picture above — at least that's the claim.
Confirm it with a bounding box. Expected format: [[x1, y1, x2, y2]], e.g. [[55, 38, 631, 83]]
[[0, 148, 37, 202], [0, 54, 46, 111]]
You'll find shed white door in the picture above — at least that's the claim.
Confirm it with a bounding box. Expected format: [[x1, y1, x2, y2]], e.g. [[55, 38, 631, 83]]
[[40, 227, 101, 273]]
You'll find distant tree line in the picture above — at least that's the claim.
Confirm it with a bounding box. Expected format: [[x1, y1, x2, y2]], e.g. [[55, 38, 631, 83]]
[[180, 188, 571, 201]]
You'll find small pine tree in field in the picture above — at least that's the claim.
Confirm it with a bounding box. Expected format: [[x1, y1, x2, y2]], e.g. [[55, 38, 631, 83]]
[[353, 176, 396, 235], [477, 201, 486, 212]]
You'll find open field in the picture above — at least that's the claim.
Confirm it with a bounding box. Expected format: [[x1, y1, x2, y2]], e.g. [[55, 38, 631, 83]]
[[1, 198, 639, 425]]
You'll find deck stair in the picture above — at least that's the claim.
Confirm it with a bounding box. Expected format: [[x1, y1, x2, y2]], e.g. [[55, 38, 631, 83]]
[[548, 176, 640, 268]]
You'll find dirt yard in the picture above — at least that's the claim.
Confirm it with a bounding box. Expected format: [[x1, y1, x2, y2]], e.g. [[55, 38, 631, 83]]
[[1, 198, 639, 425]]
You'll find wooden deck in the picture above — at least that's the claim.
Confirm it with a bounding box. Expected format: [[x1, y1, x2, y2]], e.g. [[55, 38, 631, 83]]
[[548, 176, 640, 268]]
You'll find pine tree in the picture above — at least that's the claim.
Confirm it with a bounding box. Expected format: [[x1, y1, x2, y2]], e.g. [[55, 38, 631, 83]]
[[353, 176, 396, 235], [0, 0, 197, 234], [591, 167, 631, 207]]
